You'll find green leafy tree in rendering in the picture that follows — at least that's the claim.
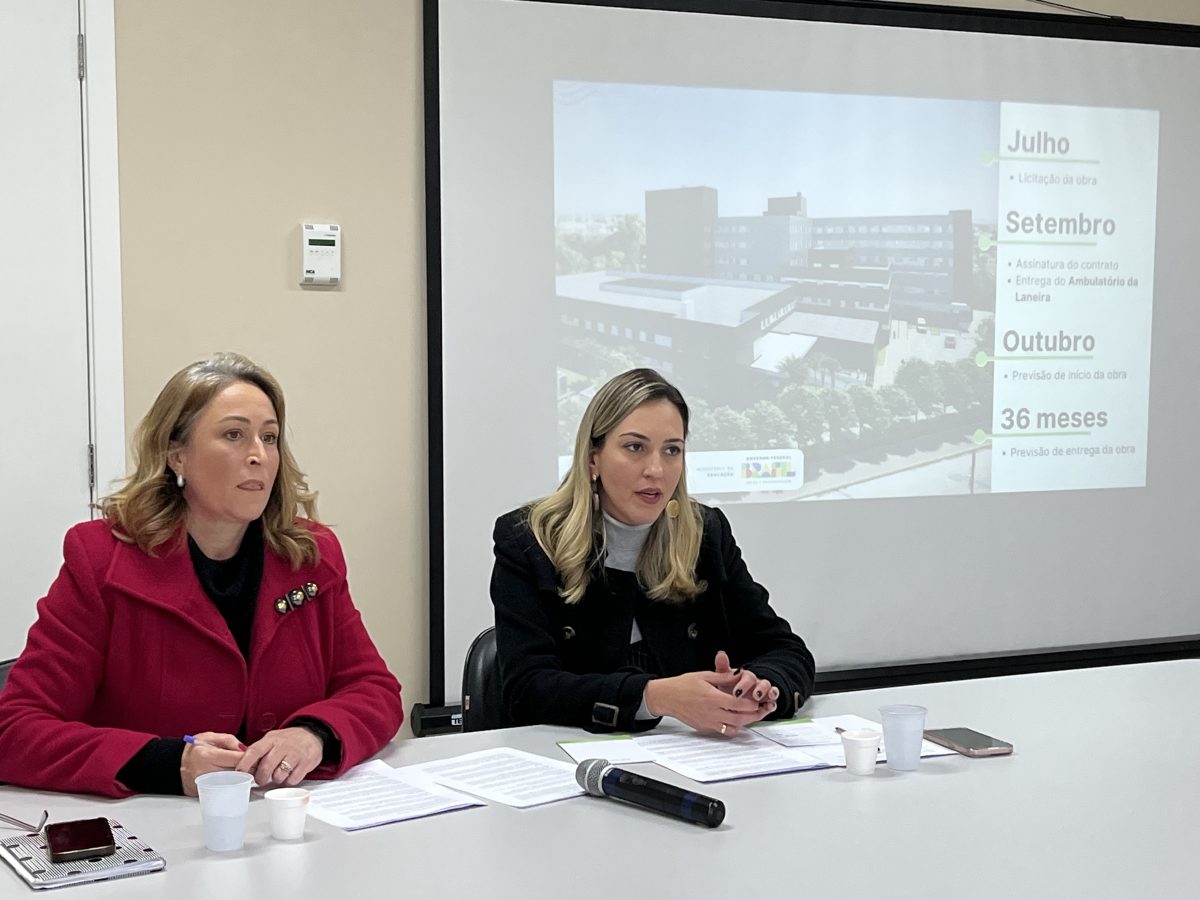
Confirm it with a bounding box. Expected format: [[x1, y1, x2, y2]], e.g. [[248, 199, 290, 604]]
[[878, 384, 916, 423], [555, 216, 646, 275], [894, 358, 939, 416], [806, 351, 841, 388], [847, 384, 890, 435], [935, 361, 972, 414], [821, 354, 843, 389], [556, 242, 588, 275], [746, 400, 795, 449], [778, 383, 825, 447], [974, 315, 995, 353], [776, 353, 813, 388], [820, 389, 857, 443], [957, 357, 991, 411], [603, 215, 646, 272], [557, 392, 590, 454], [687, 398, 718, 451], [710, 406, 753, 451]]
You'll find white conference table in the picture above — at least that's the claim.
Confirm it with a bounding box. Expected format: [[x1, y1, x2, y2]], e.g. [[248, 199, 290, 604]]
[[1, 660, 1194, 899]]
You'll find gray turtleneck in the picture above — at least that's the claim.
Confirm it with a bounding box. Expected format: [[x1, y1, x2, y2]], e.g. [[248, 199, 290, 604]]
[[602, 513, 657, 721], [602, 511, 651, 573]]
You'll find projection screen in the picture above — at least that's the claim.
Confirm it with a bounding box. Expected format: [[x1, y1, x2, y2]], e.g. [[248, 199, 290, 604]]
[[426, 0, 1200, 705]]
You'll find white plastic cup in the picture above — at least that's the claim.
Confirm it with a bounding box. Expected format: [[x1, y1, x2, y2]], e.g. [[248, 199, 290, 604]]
[[265, 787, 310, 840], [879, 704, 928, 771], [840, 728, 883, 775], [196, 771, 254, 851]]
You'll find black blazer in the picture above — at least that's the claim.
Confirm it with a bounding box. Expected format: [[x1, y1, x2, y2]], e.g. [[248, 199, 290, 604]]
[[490, 504, 815, 732]]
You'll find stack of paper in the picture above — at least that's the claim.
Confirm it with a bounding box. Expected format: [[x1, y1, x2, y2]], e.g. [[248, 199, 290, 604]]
[[307, 760, 481, 830]]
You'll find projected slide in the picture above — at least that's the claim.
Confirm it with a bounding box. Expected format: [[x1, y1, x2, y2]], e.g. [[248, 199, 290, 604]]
[[553, 84, 1157, 501], [988, 103, 1158, 493]]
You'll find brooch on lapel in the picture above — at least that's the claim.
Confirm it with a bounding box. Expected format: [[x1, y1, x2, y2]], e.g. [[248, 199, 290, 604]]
[[274, 582, 319, 615]]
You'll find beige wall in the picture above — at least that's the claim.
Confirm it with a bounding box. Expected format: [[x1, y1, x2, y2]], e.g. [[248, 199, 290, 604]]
[[113, 0, 427, 733]]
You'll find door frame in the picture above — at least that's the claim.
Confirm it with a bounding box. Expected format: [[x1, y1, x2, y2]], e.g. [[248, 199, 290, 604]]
[[82, 0, 125, 499]]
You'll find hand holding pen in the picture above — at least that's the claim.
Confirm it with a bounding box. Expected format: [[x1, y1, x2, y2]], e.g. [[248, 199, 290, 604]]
[[181, 732, 246, 798], [184, 734, 248, 750]]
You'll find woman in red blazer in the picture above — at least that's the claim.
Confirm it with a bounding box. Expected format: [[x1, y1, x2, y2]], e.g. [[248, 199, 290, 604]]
[[0, 353, 403, 798]]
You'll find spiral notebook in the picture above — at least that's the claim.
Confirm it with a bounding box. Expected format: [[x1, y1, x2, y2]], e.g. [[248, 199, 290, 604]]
[[0, 819, 165, 890]]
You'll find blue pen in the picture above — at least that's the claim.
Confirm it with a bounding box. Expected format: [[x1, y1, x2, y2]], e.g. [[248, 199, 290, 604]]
[[184, 734, 249, 751]]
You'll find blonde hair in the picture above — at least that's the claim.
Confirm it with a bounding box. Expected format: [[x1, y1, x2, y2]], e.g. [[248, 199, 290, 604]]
[[99, 352, 319, 568], [528, 368, 704, 605]]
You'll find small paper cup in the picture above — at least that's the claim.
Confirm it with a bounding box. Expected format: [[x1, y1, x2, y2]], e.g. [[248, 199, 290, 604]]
[[265, 787, 310, 840], [840, 729, 883, 776]]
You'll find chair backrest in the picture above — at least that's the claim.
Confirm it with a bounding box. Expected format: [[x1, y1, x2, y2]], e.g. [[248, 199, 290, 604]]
[[460, 627, 513, 732], [0, 658, 14, 692]]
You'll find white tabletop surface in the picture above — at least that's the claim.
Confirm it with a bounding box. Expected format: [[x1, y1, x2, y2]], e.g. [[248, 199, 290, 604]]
[[1, 659, 1194, 899]]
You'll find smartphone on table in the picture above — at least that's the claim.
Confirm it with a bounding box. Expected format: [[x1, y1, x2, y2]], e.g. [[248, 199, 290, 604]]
[[924, 727, 1013, 757], [45, 818, 116, 863]]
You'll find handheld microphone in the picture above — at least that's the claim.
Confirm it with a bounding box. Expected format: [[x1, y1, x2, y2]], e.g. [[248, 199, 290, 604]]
[[575, 758, 726, 828]]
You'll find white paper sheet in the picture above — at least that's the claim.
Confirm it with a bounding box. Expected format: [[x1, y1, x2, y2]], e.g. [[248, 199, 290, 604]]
[[750, 716, 842, 747], [306, 759, 482, 830], [632, 730, 829, 783], [413, 747, 584, 808], [557, 735, 657, 765]]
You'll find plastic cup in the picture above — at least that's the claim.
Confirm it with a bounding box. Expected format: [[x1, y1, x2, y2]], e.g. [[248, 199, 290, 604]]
[[265, 787, 310, 840], [196, 771, 254, 851], [879, 704, 928, 771], [840, 728, 882, 775]]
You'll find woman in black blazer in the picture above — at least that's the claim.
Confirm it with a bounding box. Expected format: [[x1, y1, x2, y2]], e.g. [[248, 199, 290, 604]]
[[490, 368, 814, 734]]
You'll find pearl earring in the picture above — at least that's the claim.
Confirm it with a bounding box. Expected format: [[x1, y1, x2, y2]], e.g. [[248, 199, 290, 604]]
[[176, 473, 185, 489]]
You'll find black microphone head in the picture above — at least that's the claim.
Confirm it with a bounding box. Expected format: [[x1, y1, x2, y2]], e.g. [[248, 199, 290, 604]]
[[704, 799, 726, 828], [576, 758, 609, 796]]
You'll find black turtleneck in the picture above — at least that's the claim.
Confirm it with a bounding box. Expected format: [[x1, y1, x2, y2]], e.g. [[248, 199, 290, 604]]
[[186, 518, 265, 660]]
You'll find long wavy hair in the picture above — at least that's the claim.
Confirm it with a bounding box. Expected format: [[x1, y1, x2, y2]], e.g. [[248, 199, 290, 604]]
[[99, 352, 319, 567], [528, 368, 704, 605]]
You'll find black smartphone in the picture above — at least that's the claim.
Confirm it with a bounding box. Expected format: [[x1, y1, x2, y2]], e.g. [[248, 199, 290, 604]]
[[45, 818, 116, 863], [924, 727, 1013, 757]]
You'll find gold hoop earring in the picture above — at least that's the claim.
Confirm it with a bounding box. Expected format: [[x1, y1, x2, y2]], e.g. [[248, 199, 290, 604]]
[[591, 475, 600, 512], [665, 498, 680, 519]]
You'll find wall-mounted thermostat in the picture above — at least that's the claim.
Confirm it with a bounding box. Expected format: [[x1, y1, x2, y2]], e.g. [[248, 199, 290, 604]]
[[301, 223, 341, 285]]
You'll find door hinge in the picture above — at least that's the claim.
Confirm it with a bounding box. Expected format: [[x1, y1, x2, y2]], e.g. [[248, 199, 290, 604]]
[[88, 443, 96, 490], [77, 33, 86, 81]]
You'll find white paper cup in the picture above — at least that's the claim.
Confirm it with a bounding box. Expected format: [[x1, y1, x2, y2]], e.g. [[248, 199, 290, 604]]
[[879, 704, 928, 772], [196, 771, 254, 851], [840, 729, 882, 775], [265, 787, 310, 840]]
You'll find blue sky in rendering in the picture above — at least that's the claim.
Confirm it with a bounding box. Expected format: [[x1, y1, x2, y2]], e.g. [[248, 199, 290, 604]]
[[553, 81, 1000, 223]]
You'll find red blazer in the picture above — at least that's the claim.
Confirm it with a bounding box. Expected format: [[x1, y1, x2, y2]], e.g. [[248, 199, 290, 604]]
[[0, 519, 404, 797]]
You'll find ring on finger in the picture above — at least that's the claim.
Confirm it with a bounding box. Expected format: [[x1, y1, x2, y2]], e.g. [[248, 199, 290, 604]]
[[719, 724, 728, 736], [277, 760, 294, 773]]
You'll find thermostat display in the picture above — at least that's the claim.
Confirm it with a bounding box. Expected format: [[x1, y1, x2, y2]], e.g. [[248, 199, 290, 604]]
[[301, 223, 341, 285]]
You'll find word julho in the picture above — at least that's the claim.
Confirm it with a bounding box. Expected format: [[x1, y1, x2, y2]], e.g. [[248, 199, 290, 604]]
[[1006, 129, 1071, 155]]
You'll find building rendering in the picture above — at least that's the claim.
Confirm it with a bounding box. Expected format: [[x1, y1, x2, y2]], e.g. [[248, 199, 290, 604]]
[[556, 185, 977, 400]]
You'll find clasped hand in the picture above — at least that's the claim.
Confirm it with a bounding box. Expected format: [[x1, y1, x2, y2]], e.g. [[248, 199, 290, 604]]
[[180, 727, 324, 796], [643, 651, 779, 737]]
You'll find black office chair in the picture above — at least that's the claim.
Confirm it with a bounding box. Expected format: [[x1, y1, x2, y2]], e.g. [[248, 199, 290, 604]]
[[460, 627, 514, 732], [0, 658, 15, 692]]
